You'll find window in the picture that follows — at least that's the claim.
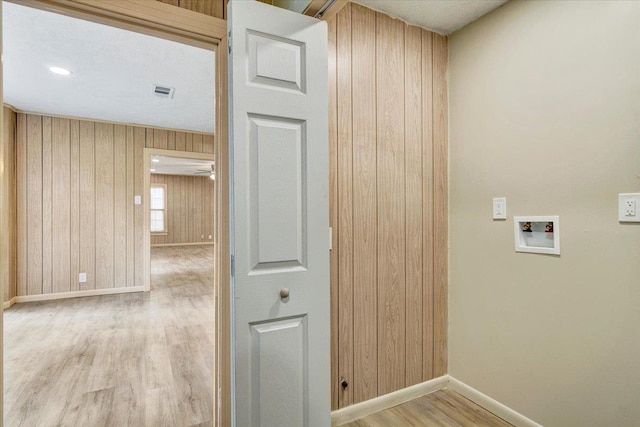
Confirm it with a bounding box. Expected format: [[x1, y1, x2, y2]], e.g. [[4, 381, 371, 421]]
[[150, 184, 167, 234]]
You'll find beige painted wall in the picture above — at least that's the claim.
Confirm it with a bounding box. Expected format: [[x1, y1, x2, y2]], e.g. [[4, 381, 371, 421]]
[[449, 1, 640, 426]]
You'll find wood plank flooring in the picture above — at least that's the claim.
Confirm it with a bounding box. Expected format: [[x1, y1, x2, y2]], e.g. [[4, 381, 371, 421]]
[[4, 245, 214, 427], [339, 390, 513, 427]]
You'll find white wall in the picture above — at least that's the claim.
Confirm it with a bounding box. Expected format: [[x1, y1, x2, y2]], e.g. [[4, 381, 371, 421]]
[[449, 1, 640, 426]]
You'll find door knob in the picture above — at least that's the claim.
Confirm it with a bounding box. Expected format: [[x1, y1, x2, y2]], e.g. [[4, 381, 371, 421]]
[[280, 288, 290, 299]]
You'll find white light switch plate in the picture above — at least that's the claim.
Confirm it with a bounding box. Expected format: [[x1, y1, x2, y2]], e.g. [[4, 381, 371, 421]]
[[79, 272, 87, 283], [618, 193, 640, 222], [134, 195, 142, 205], [493, 197, 507, 220]]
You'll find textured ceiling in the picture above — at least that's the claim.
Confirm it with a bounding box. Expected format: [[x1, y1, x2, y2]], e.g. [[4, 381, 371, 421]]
[[3, 2, 215, 133], [352, 0, 508, 35], [151, 155, 215, 177]]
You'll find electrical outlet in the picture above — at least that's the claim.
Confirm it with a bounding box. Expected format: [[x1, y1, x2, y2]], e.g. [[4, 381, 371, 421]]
[[618, 193, 640, 222], [208, 235, 212, 240], [79, 272, 87, 283], [625, 199, 636, 216], [493, 197, 507, 220]]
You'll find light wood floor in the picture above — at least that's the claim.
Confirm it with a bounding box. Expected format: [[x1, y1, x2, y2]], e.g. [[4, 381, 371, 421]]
[[340, 390, 513, 427], [4, 245, 215, 427]]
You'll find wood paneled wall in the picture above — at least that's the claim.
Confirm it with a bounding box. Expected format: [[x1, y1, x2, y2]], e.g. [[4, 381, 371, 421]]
[[328, 3, 448, 409], [1, 107, 17, 304], [15, 111, 214, 296], [150, 174, 215, 245], [155, 0, 225, 19]]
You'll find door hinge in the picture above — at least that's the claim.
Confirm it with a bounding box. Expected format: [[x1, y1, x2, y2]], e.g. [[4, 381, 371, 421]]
[[230, 254, 235, 277], [228, 30, 232, 54]]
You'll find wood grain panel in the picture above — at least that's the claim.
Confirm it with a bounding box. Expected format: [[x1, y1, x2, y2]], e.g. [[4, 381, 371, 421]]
[[95, 123, 115, 289], [17, 113, 27, 297], [175, 131, 187, 151], [133, 126, 146, 287], [154, 129, 168, 150], [328, 4, 447, 406], [178, 0, 224, 19], [79, 120, 96, 291], [114, 125, 128, 287], [192, 133, 204, 153], [26, 114, 43, 296], [52, 118, 71, 294], [168, 130, 176, 150], [70, 120, 80, 292], [404, 25, 424, 387], [16, 113, 213, 297], [351, 3, 378, 403], [203, 134, 214, 154], [126, 126, 135, 287], [327, 14, 339, 411], [421, 29, 435, 382], [42, 116, 53, 294], [376, 11, 406, 396], [337, 2, 354, 408], [432, 33, 448, 377]]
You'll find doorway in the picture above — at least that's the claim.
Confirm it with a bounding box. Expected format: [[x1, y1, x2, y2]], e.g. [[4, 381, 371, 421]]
[[0, 2, 230, 421]]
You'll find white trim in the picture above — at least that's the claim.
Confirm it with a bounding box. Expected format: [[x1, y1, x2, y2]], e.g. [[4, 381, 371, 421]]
[[3, 296, 17, 309], [330, 376, 448, 426], [12, 286, 145, 304], [448, 376, 543, 427], [151, 242, 214, 248]]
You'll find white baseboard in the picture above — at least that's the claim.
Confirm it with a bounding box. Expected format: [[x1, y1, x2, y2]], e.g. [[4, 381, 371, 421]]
[[331, 375, 448, 426], [13, 286, 145, 304], [448, 376, 543, 427], [151, 242, 214, 247], [3, 296, 17, 309]]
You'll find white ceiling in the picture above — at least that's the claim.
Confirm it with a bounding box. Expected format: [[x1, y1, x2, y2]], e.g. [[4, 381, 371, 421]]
[[2, 2, 215, 133], [151, 156, 215, 177], [352, 0, 508, 35]]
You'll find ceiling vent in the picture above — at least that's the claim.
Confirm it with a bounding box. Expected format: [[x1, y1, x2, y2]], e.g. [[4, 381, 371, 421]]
[[153, 84, 175, 98]]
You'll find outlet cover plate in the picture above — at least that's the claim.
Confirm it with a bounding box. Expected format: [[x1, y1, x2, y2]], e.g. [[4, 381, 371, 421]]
[[493, 197, 507, 220], [618, 193, 640, 222]]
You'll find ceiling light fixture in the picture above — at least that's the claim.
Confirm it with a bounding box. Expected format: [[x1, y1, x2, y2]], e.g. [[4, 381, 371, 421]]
[[150, 168, 156, 172], [49, 66, 72, 76], [152, 158, 160, 163]]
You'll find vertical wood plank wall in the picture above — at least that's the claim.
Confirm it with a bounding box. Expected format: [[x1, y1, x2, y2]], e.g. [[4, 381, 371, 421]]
[[1, 107, 17, 303], [327, 3, 448, 409], [155, 0, 226, 19], [150, 174, 215, 246], [14, 111, 214, 298]]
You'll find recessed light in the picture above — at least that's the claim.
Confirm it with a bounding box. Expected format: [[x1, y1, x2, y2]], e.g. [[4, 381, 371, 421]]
[[150, 168, 156, 172], [152, 158, 160, 163], [49, 66, 72, 76]]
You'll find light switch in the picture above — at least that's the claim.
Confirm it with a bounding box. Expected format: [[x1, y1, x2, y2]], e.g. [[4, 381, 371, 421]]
[[134, 195, 142, 205], [618, 193, 640, 222], [493, 197, 507, 220], [79, 272, 87, 283]]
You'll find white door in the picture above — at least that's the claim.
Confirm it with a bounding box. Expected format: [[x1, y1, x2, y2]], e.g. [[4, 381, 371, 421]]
[[228, 1, 329, 426]]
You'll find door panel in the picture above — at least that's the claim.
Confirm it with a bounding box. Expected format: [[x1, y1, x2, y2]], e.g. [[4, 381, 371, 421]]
[[228, 1, 329, 426]]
